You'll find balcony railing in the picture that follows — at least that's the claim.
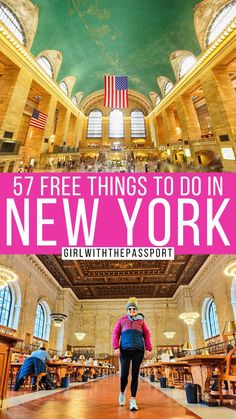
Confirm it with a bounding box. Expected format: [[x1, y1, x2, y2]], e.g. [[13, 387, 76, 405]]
[[176, 338, 235, 358]]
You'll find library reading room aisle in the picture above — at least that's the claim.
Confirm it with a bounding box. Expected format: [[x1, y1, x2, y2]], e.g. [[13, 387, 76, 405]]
[[0, 375, 200, 419]]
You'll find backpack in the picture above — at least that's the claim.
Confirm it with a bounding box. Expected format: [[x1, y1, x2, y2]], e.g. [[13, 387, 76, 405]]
[[40, 374, 55, 390]]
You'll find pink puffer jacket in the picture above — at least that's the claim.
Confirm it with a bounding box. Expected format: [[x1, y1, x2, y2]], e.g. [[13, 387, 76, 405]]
[[112, 314, 152, 351]]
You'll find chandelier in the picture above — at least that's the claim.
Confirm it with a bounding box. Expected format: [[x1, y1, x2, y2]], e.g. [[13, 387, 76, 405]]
[[74, 331, 87, 341], [50, 290, 67, 327], [163, 330, 176, 339], [179, 312, 199, 325], [75, 304, 86, 341], [0, 264, 17, 288], [162, 299, 176, 340], [179, 284, 199, 325], [50, 312, 67, 327]]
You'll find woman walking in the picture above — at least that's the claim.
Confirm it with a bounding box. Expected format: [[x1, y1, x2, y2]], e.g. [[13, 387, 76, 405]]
[[112, 297, 152, 411]]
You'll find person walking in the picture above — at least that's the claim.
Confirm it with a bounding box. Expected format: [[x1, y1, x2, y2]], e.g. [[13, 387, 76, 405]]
[[112, 297, 152, 411]]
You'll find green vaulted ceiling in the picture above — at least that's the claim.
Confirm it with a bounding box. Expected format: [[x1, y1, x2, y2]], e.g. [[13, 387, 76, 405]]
[[31, 0, 201, 100]]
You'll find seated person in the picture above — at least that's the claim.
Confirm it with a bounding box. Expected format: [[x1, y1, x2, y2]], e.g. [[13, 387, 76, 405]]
[[14, 345, 52, 391], [31, 345, 51, 364], [31, 346, 52, 390]]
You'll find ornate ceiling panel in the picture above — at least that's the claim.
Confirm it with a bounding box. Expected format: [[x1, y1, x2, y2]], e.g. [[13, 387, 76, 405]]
[[37, 255, 209, 299]]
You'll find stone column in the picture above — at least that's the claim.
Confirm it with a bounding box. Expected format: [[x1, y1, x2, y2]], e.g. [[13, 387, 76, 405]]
[[145, 118, 152, 147], [124, 116, 131, 147], [56, 323, 65, 356], [16, 281, 30, 340], [149, 119, 157, 148], [0, 66, 20, 130], [155, 113, 166, 146], [67, 114, 77, 147], [54, 107, 70, 146], [0, 68, 32, 139], [163, 109, 178, 144], [175, 94, 201, 141], [76, 114, 87, 148], [200, 67, 236, 170], [102, 117, 109, 146]]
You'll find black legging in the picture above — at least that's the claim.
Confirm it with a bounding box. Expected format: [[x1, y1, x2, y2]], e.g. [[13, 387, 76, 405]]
[[120, 349, 144, 397]]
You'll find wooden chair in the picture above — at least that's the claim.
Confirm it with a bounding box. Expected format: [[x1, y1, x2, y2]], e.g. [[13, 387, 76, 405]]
[[26, 372, 48, 391], [218, 347, 236, 405]]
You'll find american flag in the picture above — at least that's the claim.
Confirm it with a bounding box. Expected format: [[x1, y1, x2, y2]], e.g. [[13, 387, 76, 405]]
[[29, 109, 48, 130], [104, 75, 128, 108]]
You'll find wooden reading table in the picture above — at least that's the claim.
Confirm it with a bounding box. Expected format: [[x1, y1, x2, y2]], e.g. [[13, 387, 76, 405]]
[[180, 354, 236, 405]]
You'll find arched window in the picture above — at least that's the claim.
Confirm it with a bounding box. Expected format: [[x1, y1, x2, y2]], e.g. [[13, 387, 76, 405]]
[[179, 55, 196, 78], [59, 81, 69, 96], [207, 300, 220, 337], [0, 2, 26, 45], [206, 1, 236, 46], [109, 109, 124, 138], [37, 56, 54, 78], [72, 95, 77, 106], [0, 285, 12, 326], [87, 109, 102, 138], [202, 298, 220, 339], [131, 109, 146, 138], [164, 80, 173, 96], [34, 303, 45, 339]]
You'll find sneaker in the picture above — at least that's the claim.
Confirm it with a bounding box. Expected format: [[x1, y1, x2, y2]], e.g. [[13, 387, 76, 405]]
[[130, 399, 138, 411], [119, 393, 126, 406]]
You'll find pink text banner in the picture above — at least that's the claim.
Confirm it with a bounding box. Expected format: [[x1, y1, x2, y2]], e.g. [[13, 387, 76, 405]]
[[0, 172, 235, 255]]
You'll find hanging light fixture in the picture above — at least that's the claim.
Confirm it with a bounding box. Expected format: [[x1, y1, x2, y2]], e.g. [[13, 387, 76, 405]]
[[0, 264, 17, 289], [74, 303, 86, 341], [179, 312, 199, 325], [74, 331, 86, 341], [50, 290, 67, 327], [163, 330, 176, 339], [163, 299, 176, 339], [179, 285, 199, 325], [50, 312, 68, 327]]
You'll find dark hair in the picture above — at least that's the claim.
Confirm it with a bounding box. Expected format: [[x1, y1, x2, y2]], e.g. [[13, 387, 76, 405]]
[[39, 345, 46, 351]]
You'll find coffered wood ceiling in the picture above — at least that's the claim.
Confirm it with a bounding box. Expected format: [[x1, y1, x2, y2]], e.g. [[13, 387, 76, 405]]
[[37, 255, 209, 299], [31, 0, 200, 99]]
